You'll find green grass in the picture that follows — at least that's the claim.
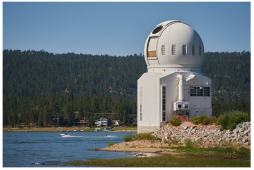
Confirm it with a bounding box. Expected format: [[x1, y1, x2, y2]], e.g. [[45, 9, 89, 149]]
[[68, 154, 250, 167], [159, 146, 250, 155], [69, 142, 250, 167], [123, 133, 161, 142], [113, 127, 137, 131], [184, 138, 194, 148]]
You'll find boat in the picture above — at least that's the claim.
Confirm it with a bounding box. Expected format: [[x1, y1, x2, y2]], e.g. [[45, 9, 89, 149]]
[[104, 128, 112, 132], [134, 153, 147, 157], [60, 133, 71, 137], [94, 128, 102, 132]]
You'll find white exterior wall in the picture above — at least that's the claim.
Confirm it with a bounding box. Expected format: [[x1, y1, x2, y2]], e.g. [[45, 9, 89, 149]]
[[137, 72, 161, 133], [138, 70, 212, 133], [139, 20, 211, 133], [161, 71, 212, 119]]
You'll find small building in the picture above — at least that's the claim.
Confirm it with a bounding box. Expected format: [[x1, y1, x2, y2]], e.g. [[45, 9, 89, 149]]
[[112, 120, 120, 126], [74, 117, 88, 126], [95, 118, 108, 127]]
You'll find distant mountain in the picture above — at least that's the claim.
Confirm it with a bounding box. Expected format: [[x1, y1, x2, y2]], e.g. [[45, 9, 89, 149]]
[[3, 50, 250, 103]]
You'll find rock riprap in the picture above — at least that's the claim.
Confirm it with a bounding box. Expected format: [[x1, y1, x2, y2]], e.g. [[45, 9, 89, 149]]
[[153, 122, 251, 148]]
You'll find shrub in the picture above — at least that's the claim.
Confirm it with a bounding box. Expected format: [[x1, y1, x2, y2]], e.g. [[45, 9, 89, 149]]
[[184, 138, 194, 148], [134, 133, 158, 141], [190, 116, 199, 124], [198, 114, 210, 125], [17, 125, 23, 129], [123, 133, 161, 142], [210, 116, 219, 124], [190, 115, 211, 125], [28, 124, 31, 128], [164, 140, 170, 144], [108, 141, 115, 147], [218, 110, 249, 130], [123, 133, 135, 142], [196, 138, 202, 145], [218, 114, 229, 129], [169, 118, 181, 126], [171, 138, 180, 145], [202, 116, 211, 125]]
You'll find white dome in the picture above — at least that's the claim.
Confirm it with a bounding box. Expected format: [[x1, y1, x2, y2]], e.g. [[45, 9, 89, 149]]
[[144, 20, 204, 69]]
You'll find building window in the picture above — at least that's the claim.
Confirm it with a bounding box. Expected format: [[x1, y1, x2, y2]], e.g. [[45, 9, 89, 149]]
[[172, 45, 176, 55], [190, 86, 210, 97], [199, 46, 201, 56], [190, 86, 197, 96], [197, 87, 203, 96], [204, 87, 210, 96], [140, 87, 142, 121], [184, 104, 188, 109], [192, 45, 195, 56], [182, 45, 186, 55], [161, 45, 165, 55], [162, 86, 166, 121]]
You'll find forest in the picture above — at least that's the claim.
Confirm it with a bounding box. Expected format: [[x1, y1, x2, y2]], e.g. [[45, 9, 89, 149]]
[[3, 50, 250, 127], [3, 93, 136, 127]]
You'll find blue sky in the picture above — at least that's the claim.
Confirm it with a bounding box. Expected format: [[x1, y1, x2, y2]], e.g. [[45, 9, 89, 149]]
[[3, 2, 250, 56]]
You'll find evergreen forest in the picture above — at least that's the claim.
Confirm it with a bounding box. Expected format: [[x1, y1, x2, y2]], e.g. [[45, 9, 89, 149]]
[[3, 50, 250, 127]]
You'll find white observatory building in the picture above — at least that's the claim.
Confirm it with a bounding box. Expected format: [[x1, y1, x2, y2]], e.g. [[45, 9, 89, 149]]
[[137, 20, 212, 133]]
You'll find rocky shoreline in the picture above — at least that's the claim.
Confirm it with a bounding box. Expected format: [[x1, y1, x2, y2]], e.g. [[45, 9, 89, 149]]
[[154, 122, 251, 149], [97, 122, 251, 154]]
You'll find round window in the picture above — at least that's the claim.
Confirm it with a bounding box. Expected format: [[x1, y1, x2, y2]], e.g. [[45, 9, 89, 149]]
[[152, 26, 163, 34]]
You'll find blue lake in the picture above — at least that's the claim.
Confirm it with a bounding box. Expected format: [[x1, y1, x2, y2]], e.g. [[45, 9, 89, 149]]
[[3, 131, 137, 167]]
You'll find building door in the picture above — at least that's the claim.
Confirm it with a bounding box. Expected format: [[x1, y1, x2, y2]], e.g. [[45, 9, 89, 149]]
[[147, 37, 158, 57]]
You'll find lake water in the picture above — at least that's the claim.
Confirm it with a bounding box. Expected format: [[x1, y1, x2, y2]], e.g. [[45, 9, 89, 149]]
[[3, 131, 138, 167]]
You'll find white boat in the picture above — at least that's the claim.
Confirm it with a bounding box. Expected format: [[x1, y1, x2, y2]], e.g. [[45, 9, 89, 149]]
[[94, 128, 102, 132], [134, 153, 147, 157], [60, 133, 70, 137]]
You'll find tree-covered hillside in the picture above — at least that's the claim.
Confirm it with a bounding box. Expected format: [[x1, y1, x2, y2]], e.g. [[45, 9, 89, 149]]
[[3, 50, 250, 103], [202, 51, 250, 103]]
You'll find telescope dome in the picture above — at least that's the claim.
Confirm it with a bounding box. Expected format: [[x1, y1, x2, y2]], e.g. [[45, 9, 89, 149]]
[[144, 20, 204, 69]]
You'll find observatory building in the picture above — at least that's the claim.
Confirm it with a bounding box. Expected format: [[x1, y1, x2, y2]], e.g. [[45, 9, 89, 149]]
[[137, 20, 212, 133]]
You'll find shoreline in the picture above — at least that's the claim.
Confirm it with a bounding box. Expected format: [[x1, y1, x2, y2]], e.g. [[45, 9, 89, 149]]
[[71, 139, 250, 167], [2, 127, 137, 132]]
